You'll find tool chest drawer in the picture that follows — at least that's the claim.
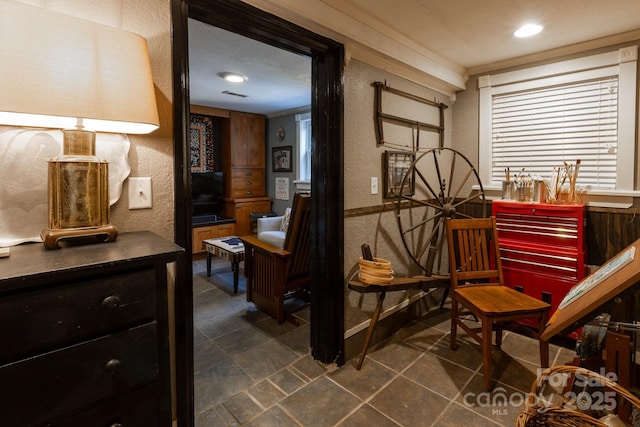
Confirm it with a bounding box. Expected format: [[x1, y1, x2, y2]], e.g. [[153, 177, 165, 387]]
[[492, 200, 586, 337]]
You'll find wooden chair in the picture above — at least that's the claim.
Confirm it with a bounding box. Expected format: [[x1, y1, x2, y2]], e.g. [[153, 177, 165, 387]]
[[445, 217, 550, 390], [239, 193, 311, 323]]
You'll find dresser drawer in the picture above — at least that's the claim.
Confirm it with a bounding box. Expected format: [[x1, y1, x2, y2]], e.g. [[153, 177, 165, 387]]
[[0, 322, 158, 426], [232, 168, 265, 180], [53, 383, 159, 427], [231, 180, 265, 197], [0, 269, 156, 363]]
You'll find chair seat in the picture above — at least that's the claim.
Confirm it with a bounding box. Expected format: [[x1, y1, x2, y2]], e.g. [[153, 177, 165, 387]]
[[455, 285, 549, 316]]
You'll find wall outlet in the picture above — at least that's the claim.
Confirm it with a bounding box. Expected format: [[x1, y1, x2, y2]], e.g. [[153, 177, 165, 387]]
[[371, 177, 379, 195], [129, 177, 153, 209]]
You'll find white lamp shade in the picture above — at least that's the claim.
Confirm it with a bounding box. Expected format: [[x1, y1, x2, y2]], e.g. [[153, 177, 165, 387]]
[[0, 1, 159, 134]]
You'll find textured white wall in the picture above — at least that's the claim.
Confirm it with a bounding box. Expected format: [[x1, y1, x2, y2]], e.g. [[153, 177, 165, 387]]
[[9, 0, 175, 242], [343, 59, 453, 334]]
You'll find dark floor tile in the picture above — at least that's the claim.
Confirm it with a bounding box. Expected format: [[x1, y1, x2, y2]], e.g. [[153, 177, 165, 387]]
[[290, 355, 328, 381], [428, 334, 484, 371], [245, 405, 300, 427], [499, 331, 547, 366], [417, 307, 452, 332], [292, 304, 311, 323], [277, 323, 311, 355], [194, 359, 256, 414], [197, 308, 253, 340], [336, 404, 400, 427], [214, 324, 272, 356], [455, 374, 525, 426], [433, 402, 501, 427], [194, 326, 210, 347], [191, 257, 561, 426], [234, 338, 300, 381], [269, 368, 307, 395], [366, 337, 425, 372], [398, 323, 448, 352], [254, 315, 300, 338], [279, 377, 362, 427], [489, 350, 539, 392], [194, 405, 230, 427], [404, 352, 474, 399], [369, 376, 449, 426], [193, 288, 242, 324], [194, 339, 231, 374], [247, 380, 286, 409], [327, 358, 397, 400], [223, 392, 264, 424], [209, 270, 247, 296]]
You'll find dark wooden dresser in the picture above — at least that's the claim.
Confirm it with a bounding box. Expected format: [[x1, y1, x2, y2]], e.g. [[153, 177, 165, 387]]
[[0, 231, 184, 426]]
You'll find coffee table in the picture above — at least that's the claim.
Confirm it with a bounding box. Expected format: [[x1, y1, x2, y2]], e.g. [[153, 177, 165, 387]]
[[202, 236, 245, 294]]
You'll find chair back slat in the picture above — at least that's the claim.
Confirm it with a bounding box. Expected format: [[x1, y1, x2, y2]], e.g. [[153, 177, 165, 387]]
[[446, 217, 503, 289], [283, 193, 311, 278]]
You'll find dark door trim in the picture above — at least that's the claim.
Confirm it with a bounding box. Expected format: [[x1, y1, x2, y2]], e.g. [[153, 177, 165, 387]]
[[171, 1, 344, 425]]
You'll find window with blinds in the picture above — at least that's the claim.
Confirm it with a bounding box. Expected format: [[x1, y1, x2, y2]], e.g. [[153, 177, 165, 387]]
[[491, 76, 618, 189], [478, 45, 637, 198]]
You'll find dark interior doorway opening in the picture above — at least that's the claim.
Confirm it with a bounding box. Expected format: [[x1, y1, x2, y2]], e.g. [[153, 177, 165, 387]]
[[171, 1, 345, 425]]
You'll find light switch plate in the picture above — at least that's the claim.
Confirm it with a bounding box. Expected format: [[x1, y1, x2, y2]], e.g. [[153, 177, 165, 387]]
[[129, 177, 153, 209], [370, 177, 379, 195]]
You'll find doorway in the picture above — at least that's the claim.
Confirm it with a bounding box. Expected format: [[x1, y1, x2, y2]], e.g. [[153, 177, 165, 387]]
[[171, 1, 344, 425]]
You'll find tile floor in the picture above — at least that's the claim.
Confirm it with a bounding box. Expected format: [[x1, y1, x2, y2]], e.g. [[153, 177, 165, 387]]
[[192, 258, 576, 426]]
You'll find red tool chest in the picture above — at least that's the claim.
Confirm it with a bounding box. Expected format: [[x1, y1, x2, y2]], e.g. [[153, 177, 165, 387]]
[[492, 200, 586, 338]]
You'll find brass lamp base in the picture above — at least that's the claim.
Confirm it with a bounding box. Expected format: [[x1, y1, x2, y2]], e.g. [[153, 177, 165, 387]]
[[41, 224, 118, 249], [42, 127, 118, 250]]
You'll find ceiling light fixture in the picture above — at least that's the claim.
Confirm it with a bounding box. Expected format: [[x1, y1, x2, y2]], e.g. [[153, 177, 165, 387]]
[[220, 72, 247, 83], [514, 23, 543, 38]]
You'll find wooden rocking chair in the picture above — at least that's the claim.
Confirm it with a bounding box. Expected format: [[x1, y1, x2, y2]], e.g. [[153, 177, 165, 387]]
[[239, 193, 311, 323]]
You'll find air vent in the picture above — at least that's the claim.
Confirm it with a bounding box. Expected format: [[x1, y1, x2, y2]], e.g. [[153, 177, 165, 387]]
[[222, 90, 248, 98]]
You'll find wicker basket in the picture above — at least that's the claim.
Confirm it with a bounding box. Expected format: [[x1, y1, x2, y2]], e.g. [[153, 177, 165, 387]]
[[516, 365, 640, 427]]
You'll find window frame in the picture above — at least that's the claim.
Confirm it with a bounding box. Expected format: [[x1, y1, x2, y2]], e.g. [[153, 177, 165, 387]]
[[478, 45, 638, 207], [294, 111, 311, 191]]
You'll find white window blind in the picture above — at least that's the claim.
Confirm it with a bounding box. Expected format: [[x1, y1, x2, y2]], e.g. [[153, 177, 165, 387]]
[[296, 112, 311, 182], [492, 76, 619, 189]]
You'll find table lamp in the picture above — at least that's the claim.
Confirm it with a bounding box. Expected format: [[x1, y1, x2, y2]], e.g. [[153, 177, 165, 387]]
[[0, 2, 159, 249]]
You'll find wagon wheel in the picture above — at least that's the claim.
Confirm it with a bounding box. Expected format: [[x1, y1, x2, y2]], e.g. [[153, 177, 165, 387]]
[[395, 147, 487, 276]]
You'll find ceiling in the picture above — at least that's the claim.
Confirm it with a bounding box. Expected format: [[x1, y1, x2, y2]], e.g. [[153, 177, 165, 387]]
[[188, 0, 640, 115], [188, 19, 311, 116]]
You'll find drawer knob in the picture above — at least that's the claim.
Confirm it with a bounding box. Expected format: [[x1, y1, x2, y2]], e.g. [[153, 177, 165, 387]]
[[101, 295, 121, 310], [246, 181, 252, 185], [105, 358, 121, 375], [245, 172, 252, 176], [110, 424, 124, 427], [245, 191, 252, 195]]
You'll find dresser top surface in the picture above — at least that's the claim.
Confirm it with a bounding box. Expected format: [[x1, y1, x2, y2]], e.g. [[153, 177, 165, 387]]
[[0, 231, 184, 287]]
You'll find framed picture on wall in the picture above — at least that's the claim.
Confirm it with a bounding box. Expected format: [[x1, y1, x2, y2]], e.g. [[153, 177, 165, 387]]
[[190, 124, 205, 172], [272, 146, 292, 172], [384, 151, 415, 198]]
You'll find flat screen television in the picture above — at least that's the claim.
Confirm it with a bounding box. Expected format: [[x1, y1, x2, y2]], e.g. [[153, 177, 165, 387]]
[[191, 172, 224, 217]]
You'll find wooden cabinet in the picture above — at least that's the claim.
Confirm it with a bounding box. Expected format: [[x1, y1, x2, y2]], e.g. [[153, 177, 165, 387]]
[[224, 197, 272, 237], [0, 232, 183, 426], [492, 200, 586, 337], [222, 111, 271, 235], [226, 111, 265, 168], [223, 112, 267, 198], [192, 221, 236, 254]]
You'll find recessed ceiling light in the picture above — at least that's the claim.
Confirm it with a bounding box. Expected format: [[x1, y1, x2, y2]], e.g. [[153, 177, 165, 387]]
[[514, 23, 543, 38], [219, 72, 247, 83]]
